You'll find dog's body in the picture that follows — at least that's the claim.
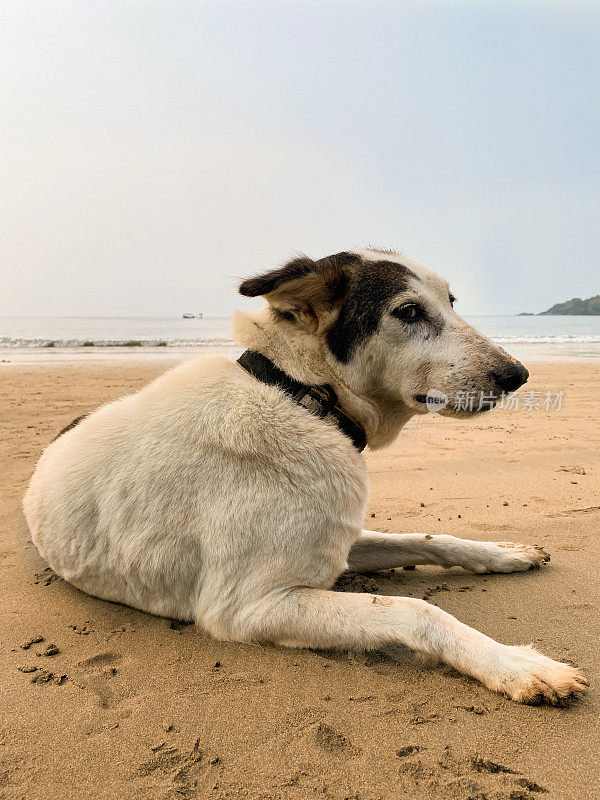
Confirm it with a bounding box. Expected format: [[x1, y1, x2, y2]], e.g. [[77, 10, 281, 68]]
[[24, 249, 588, 704], [25, 351, 366, 631]]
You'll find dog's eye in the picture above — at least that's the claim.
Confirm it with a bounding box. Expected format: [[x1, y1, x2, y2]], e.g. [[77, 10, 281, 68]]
[[391, 303, 423, 322], [449, 293, 456, 307]]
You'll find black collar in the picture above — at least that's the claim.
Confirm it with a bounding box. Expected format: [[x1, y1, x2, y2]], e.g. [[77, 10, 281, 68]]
[[237, 350, 367, 453]]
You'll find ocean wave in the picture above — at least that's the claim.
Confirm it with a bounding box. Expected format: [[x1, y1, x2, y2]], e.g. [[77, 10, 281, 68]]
[[491, 335, 600, 344], [0, 334, 599, 348], [0, 336, 236, 349]]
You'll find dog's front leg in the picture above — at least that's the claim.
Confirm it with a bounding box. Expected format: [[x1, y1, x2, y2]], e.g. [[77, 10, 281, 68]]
[[347, 530, 549, 573], [237, 588, 587, 704]]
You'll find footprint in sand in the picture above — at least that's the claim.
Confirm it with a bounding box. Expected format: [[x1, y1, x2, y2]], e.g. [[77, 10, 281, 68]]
[[314, 722, 361, 758], [136, 737, 221, 798], [557, 465, 587, 475], [76, 652, 127, 709], [77, 652, 121, 670], [393, 746, 548, 799], [33, 567, 62, 586]]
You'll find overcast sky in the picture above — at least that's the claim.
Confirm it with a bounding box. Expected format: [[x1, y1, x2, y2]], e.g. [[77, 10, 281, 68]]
[[1, 0, 599, 317]]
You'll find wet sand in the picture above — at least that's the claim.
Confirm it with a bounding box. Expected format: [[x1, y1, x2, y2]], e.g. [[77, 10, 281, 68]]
[[1, 358, 599, 799]]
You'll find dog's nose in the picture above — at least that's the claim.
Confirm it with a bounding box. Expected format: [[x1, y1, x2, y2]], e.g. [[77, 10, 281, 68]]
[[492, 363, 529, 393]]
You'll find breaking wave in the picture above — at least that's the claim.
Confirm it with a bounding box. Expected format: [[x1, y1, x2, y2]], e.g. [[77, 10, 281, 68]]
[[491, 335, 600, 344], [0, 336, 236, 349]]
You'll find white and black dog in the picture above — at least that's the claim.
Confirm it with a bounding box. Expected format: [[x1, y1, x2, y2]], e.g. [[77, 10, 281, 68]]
[[24, 249, 588, 704]]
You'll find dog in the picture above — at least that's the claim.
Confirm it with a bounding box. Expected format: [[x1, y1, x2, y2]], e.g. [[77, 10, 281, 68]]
[[23, 248, 588, 705]]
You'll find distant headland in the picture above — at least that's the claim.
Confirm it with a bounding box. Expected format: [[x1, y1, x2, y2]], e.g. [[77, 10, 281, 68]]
[[518, 294, 600, 316]]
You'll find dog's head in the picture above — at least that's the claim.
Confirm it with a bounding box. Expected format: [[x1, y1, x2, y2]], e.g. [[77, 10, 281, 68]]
[[239, 249, 528, 417]]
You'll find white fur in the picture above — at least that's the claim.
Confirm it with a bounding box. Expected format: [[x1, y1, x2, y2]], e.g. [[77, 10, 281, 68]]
[[23, 251, 588, 704]]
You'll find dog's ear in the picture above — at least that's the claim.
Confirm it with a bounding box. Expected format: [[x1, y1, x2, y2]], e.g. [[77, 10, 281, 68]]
[[239, 252, 359, 330]]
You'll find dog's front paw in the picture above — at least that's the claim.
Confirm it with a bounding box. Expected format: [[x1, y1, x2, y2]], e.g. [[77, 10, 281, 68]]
[[461, 541, 550, 573], [491, 645, 588, 705]]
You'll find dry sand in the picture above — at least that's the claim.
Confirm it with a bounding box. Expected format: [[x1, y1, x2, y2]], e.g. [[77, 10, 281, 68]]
[[1, 358, 599, 800]]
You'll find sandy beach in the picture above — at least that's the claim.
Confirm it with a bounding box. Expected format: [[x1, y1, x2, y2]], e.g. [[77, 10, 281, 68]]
[[1, 357, 599, 800]]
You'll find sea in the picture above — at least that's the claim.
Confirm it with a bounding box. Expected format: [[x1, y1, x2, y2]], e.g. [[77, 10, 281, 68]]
[[1, 314, 599, 362]]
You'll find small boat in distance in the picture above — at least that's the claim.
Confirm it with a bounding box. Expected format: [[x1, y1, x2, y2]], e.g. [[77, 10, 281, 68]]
[[182, 313, 203, 319]]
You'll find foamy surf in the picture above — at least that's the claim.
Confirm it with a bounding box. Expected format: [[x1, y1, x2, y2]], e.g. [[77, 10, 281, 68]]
[[0, 315, 598, 361], [1, 334, 599, 349], [0, 336, 235, 348]]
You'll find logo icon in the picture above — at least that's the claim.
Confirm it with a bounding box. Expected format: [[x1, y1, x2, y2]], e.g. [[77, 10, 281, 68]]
[[425, 389, 449, 413]]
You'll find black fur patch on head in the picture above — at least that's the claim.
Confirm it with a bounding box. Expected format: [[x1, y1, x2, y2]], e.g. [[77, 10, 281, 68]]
[[327, 260, 417, 362], [312, 251, 359, 298]]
